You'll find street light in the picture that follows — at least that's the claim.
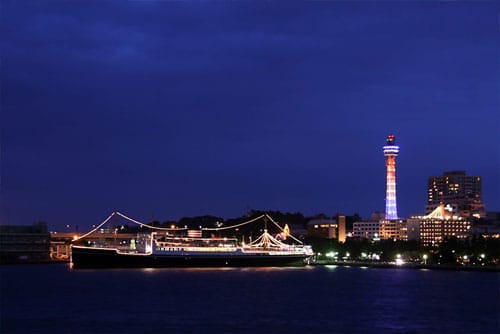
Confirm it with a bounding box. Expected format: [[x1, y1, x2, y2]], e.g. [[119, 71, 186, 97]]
[[423, 254, 428, 265], [326, 251, 336, 258]]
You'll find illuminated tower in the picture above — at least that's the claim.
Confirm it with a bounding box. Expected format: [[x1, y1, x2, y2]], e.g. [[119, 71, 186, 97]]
[[383, 134, 399, 220]]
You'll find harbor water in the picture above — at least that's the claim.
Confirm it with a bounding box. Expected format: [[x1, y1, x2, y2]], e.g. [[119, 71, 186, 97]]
[[1, 263, 498, 333]]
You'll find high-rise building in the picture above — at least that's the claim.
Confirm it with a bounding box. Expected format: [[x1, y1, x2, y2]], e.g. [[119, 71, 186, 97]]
[[383, 134, 399, 219], [426, 171, 484, 218]]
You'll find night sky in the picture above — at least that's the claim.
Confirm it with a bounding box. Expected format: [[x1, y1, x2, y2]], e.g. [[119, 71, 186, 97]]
[[1, 1, 499, 230]]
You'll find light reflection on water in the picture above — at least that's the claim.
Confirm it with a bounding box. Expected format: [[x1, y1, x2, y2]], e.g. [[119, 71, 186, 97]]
[[324, 264, 338, 270], [1, 263, 498, 334], [138, 266, 313, 273]]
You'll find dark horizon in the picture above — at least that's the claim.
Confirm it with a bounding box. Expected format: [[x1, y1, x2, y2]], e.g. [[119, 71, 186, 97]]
[[1, 1, 499, 230]]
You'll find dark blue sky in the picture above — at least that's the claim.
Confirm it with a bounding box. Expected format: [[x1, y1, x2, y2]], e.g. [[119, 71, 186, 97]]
[[1, 1, 499, 230]]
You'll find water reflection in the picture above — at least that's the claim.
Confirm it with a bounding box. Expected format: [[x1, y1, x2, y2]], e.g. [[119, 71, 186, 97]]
[[138, 265, 315, 274], [1, 263, 497, 334]]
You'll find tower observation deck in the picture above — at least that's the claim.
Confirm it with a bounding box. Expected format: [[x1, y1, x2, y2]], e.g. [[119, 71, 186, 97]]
[[383, 134, 399, 220]]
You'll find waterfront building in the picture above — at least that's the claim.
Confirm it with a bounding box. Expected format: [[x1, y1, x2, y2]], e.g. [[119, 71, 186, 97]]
[[352, 221, 379, 239], [470, 224, 500, 239], [0, 223, 51, 264], [337, 216, 346, 243], [470, 211, 500, 239], [352, 220, 407, 240], [383, 134, 400, 220], [307, 219, 338, 239], [307, 216, 347, 241], [426, 170, 485, 218], [408, 204, 471, 246], [379, 220, 407, 241]]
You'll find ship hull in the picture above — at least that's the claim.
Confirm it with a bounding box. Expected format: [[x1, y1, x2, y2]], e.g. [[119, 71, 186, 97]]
[[71, 246, 311, 269]]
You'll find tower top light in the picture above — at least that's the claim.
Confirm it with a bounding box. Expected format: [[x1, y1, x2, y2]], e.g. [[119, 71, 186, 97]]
[[383, 134, 399, 157], [386, 134, 396, 145]]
